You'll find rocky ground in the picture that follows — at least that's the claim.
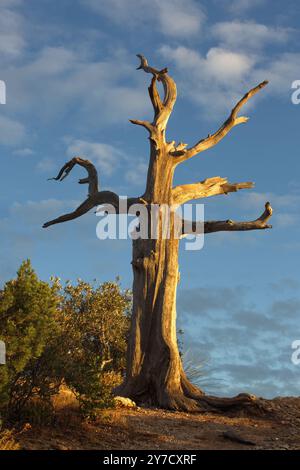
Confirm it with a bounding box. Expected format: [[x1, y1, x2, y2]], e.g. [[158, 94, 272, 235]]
[[1, 396, 300, 450]]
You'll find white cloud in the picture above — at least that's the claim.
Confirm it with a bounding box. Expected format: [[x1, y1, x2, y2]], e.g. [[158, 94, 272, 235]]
[[26, 46, 76, 76], [159, 45, 254, 82], [212, 21, 292, 51], [159, 45, 256, 117], [81, 0, 205, 38], [178, 281, 300, 397], [66, 139, 126, 176], [157, 0, 204, 37], [252, 53, 300, 96], [36, 158, 56, 173], [242, 191, 300, 209], [159, 43, 300, 118], [13, 147, 34, 157], [0, 0, 25, 58], [229, 190, 300, 229], [3, 15, 294, 136], [0, 115, 26, 145], [3, 46, 149, 125], [64, 138, 149, 190], [125, 161, 148, 185], [204, 47, 254, 81], [0, 199, 81, 267], [65, 138, 149, 189], [11, 198, 79, 225], [224, 0, 267, 14]]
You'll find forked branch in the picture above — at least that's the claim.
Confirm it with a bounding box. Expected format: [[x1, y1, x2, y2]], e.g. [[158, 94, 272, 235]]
[[181, 202, 273, 236], [172, 81, 268, 162], [131, 54, 177, 132], [173, 177, 254, 205]]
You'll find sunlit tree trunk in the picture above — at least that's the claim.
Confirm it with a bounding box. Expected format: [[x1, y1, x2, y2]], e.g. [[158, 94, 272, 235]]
[[43, 54, 272, 411]]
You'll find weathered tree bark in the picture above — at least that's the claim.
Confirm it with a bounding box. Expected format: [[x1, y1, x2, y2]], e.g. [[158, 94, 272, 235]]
[[43, 55, 272, 412]]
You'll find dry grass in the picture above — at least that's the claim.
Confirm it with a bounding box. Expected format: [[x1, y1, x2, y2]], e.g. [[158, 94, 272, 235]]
[[52, 384, 79, 410], [0, 430, 20, 450], [101, 371, 123, 389]]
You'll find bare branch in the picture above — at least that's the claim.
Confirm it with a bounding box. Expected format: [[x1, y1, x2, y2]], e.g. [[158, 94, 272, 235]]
[[43, 158, 142, 228], [172, 177, 254, 205], [100, 358, 113, 371], [136, 54, 168, 76], [148, 76, 163, 114], [181, 202, 273, 236], [48, 157, 99, 197], [43, 197, 96, 228], [135, 54, 177, 130], [173, 81, 268, 162], [129, 119, 153, 133]]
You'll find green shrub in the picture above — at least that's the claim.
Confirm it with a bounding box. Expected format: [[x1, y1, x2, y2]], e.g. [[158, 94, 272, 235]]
[[0, 263, 131, 423], [53, 280, 131, 417], [0, 260, 59, 421]]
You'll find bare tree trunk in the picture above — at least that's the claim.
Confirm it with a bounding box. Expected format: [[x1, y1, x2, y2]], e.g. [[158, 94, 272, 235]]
[[117, 232, 202, 410], [115, 135, 201, 409], [43, 54, 273, 412]]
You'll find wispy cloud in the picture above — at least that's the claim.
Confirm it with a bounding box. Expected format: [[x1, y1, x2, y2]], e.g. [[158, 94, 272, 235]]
[[212, 21, 292, 51], [159, 45, 256, 116], [11, 198, 80, 225], [125, 161, 148, 186], [0, 115, 26, 145], [159, 40, 300, 118], [36, 157, 56, 173], [178, 282, 300, 397], [64, 138, 149, 190], [81, 0, 205, 38], [0, 0, 25, 58], [65, 138, 126, 176], [3, 46, 149, 126], [252, 52, 300, 95], [221, 0, 267, 14], [13, 147, 34, 157]]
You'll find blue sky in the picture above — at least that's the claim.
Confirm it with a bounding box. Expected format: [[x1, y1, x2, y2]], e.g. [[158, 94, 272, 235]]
[[1, 0, 300, 397]]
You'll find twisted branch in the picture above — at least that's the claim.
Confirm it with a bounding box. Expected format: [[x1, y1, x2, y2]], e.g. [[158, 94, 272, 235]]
[[48, 157, 99, 197], [43, 158, 141, 228]]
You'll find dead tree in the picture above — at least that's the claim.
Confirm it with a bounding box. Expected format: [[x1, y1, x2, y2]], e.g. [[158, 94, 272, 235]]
[[43, 55, 272, 412]]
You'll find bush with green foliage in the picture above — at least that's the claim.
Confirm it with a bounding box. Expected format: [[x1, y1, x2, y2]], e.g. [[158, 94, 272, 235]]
[[0, 260, 59, 421], [0, 261, 131, 423], [45, 279, 131, 417]]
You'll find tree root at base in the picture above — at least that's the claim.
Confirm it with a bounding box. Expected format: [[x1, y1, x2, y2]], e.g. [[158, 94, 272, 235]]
[[159, 391, 264, 415], [115, 380, 268, 416]]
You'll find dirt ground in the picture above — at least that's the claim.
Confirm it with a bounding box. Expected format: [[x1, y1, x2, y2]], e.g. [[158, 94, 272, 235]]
[[2, 396, 300, 450]]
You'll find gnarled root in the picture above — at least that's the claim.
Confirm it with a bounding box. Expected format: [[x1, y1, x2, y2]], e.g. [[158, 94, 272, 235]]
[[116, 374, 268, 417]]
